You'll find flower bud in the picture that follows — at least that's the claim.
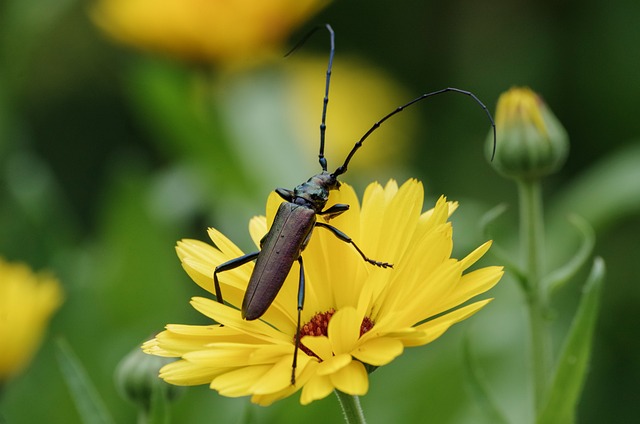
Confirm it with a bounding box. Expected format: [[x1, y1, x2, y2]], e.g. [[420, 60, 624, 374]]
[[487, 87, 569, 180], [115, 343, 183, 412]]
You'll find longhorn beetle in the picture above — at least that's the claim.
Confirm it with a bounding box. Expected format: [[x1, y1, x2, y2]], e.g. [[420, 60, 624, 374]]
[[213, 24, 496, 385]]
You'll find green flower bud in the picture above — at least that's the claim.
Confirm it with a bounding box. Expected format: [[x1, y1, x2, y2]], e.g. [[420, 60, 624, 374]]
[[487, 87, 569, 180], [115, 343, 183, 412]]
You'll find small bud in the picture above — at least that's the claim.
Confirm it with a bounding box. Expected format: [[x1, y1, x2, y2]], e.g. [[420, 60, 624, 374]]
[[487, 87, 569, 180], [115, 343, 183, 412]]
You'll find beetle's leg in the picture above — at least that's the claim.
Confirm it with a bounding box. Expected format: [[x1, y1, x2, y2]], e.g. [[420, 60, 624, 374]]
[[315, 222, 393, 268], [291, 256, 305, 385], [275, 187, 294, 201], [213, 252, 260, 304], [318, 203, 349, 220]]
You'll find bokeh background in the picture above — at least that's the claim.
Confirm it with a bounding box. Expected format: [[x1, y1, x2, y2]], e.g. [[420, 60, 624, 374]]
[[2, 0, 639, 422]]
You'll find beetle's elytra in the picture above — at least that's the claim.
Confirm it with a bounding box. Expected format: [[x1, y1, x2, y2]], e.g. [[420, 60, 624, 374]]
[[212, 24, 496, 385]]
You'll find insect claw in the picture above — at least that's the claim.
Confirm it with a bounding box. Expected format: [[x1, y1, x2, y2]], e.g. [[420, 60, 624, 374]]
[[368, 259, 393, 268]]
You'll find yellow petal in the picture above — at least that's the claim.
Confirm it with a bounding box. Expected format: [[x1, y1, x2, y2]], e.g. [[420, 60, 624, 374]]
[[351, 337, 404, 366], [252, 384, 299, 406], [253, 358, 319, 405], [431, 266, 504, 316], [328, 307, 360, 354], [211, 365, 272, 397], [300, 335, 332, 361], [183, 345, 252, 367], [177, 238, 249, 305], [358, 182, 386, 258], [248, 216, 268, 249], [376, 179, 423, 262], [329, 360, 368, 395], [251, 355, 299, 394], [459, 241, 493, 270], [416, 195, 450, 236], [159, 359, 221, 386], [190, 297, 290, 343], [406, 299, 493, 346], [300, 374, 334, 405], [207, 227, 245, 258], [265, 191, 282, 227], [249, 344, 296, 364], [316, 353, 352, 376]]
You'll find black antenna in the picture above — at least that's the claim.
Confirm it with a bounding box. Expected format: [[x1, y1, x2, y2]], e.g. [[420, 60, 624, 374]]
[[332, 88, 497, 177], [317, 24, 335, 171], [285, 24, 335, 172]]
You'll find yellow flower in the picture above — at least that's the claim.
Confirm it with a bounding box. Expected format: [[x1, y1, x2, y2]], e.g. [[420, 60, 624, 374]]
[[0, 258, 63, 381], [92, 0, 329, 65], [144, 180, 503, 405]]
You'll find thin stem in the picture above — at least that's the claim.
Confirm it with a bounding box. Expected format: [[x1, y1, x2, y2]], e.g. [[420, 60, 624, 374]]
[[140, 383, 171, 424], [334, 390, 367, 424], [517, 179, 552, 412]]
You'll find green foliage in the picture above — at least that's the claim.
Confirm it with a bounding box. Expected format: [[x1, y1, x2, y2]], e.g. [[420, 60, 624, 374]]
[[538, 258, 605, 424], [55, 339, 115, 424], [1, 0, 638, 423]]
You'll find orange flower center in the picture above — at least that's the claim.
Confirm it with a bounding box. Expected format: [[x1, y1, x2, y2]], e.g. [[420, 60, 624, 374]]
[[298, 308, 375, 359]]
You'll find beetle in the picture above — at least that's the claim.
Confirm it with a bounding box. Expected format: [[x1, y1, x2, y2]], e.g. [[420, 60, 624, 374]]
[[212, 24, 496, 385]]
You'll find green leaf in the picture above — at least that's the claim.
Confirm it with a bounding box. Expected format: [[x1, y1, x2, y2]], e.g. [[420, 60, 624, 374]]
[[543, 214, 595, 297], [537, 257, 605, 424], [462, 331, 510, 424], [55, 338, 115, 424], [549, 141, 640, 239]]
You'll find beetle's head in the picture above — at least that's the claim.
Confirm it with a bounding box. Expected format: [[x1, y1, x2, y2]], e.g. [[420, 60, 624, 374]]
[[293, 171, 340, 213]]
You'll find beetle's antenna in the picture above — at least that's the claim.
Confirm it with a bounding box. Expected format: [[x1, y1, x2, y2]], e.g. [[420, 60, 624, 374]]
[[317, 24, 335, 172], [284, 26, 322, 58], [332, 88, 497, 178], [285, 24, 335, 172]]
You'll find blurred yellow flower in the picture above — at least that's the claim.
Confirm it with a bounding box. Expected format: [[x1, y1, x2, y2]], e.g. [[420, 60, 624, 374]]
[[0, 258, 63, 381], [92, 0, 329, 64], [144, 180, 503, 405], [285, 56, 414, 175]]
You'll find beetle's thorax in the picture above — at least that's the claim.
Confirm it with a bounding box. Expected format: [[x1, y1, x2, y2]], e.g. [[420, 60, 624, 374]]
[[292, 171, 340, 213]]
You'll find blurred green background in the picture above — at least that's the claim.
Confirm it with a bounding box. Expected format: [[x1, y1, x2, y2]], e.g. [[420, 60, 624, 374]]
[[1, 0, 639, 422]]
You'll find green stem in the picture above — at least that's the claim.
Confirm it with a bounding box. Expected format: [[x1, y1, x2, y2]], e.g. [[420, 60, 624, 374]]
[[517, 179, 552, 412], [141, 383, 171, 424], [334, 390, 367, 424]]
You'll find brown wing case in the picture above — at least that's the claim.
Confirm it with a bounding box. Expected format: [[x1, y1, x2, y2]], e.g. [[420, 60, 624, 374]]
[[242, 202, 316, 320]]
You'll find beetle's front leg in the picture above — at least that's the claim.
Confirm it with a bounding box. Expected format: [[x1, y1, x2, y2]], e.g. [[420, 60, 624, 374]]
[[318, 203, 349, 220]]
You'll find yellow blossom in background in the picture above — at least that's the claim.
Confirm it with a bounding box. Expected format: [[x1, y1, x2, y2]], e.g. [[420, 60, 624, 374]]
[[144, 180, 503, 405], [285, 56, 414, 175], [0, 258, 63, 381], [92, 0, 329, 65]]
